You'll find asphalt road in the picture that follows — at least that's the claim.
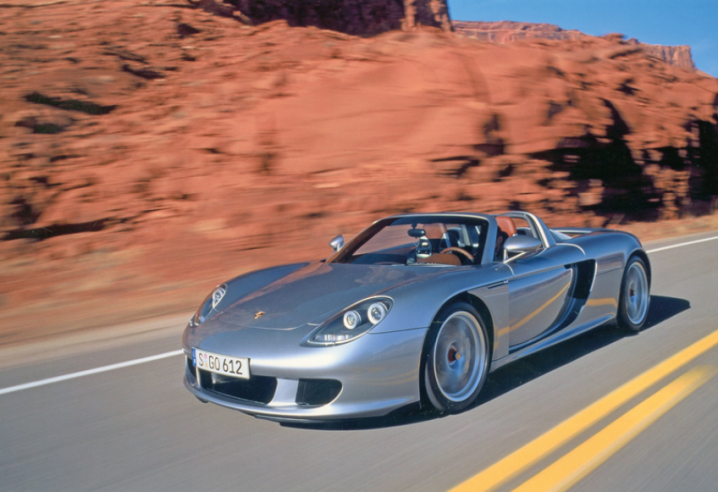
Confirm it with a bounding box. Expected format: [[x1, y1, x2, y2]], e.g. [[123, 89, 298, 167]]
[[2, 230, 718, 492]]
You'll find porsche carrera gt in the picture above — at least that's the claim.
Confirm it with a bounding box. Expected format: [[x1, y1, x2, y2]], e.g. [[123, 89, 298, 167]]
[[182, 211, 650, 422]]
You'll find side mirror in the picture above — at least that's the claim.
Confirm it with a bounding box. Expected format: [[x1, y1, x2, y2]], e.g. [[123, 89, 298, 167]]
[[329, 235, 344, 252], [504, 235, 542, 258]]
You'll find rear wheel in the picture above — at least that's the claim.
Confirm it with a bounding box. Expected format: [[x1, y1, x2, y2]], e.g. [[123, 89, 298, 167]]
[[423, 303, 490, 413], [617, 256, 650, 332]]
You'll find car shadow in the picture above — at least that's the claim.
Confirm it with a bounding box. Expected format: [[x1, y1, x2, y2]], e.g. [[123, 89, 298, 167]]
[[282, 295, 690, 431]]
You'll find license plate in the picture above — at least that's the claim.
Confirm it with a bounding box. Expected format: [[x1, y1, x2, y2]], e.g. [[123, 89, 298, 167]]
[[192, 348, 250, 379]]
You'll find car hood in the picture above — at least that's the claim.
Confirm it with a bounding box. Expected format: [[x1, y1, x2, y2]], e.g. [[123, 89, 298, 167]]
[[216, 262, 444, 330]]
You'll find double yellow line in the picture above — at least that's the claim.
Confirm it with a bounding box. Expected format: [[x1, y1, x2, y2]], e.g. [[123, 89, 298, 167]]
[[449, 328, 718, 492]]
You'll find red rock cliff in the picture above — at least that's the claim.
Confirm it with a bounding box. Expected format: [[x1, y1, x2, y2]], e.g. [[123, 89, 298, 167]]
[[635, 42, 695, 71], [0, 0, 717, 339], [453, 21, 696, 71], [452, 21, 585, 43]]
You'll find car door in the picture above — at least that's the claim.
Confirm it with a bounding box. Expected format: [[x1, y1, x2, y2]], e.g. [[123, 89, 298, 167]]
[[507, 255, 575, 348], [501, 214, 578, 349]]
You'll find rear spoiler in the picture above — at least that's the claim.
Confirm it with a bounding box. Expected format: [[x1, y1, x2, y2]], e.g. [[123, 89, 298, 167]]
[[552, 227, 642, 246]]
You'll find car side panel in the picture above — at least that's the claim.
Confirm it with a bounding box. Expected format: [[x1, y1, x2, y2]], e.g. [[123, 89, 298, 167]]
[[508, 265, 575, 347], [377, 262, 515, 363], [488, 230, 645, 370], [575, 267, 623, 324], [565, 232, 643, 326], [503, 241, 585, 349], [371, 263, 513, 335], [469, 279, 510, 360]]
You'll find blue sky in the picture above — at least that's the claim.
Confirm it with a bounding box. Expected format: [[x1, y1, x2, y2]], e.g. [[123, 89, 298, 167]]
[[449, 0, 718, 77]]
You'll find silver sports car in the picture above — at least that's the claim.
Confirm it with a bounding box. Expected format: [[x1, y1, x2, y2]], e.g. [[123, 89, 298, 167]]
[[182, 211, 651, 422]]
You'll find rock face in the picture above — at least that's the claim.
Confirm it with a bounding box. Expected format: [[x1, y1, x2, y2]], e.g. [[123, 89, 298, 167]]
[[0, 0, 717, 340], [453, 21, 696, 71], [452, 21, 585, 43], [635, 42, 695, 72], [233, 0, 451, 35]]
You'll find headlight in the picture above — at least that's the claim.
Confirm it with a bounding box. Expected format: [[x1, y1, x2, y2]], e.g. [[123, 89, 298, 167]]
[[309, 297, 393, 345], [367, 302, 387, 324], [191, 284, 227, 327], [343, 310, 361, 329]]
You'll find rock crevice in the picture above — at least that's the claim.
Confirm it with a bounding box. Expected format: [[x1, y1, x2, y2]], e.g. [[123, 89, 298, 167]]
[[232, 0, 451, 35]]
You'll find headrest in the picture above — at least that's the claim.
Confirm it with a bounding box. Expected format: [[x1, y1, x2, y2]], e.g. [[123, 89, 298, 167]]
[[422, 223, 446, 239]]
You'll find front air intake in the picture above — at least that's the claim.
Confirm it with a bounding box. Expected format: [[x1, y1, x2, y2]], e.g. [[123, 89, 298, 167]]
[[198, 370, 277, 404], [186, 357, 198, 386], [295, 379, 342, 406]]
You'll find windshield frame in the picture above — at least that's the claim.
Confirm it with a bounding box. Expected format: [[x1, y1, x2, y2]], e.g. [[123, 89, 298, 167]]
[[327, 215, 490, 267]]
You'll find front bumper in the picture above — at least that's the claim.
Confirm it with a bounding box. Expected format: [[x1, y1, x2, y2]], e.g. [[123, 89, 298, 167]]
[[182, 326, 428, 421]]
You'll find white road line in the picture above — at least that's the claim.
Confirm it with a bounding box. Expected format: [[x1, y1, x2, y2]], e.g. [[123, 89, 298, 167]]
[[646, 234, 718, 254], [0, 349, 184, 396], [2, 232, 717, 397]]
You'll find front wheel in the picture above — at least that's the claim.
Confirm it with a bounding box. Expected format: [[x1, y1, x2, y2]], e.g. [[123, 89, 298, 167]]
[[423, 303, 490, 413], [617, 256, 650, 332]]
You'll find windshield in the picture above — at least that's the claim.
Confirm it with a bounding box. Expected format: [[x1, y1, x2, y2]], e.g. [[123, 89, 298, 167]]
[[329, 216, 489, 266]]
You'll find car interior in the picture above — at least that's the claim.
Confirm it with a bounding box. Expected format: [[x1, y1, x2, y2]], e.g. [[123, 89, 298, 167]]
[[333, 217, 489, 266], [330, 213, 561, 267]]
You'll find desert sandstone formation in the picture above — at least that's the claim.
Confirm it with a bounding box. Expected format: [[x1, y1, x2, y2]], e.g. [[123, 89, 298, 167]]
[[453, 21, 696, 71], [0, 0, 717, 340]]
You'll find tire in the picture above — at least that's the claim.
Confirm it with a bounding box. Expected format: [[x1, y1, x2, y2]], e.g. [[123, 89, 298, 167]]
[[422, 302, 491, 413], [617, 256, 650, 332]]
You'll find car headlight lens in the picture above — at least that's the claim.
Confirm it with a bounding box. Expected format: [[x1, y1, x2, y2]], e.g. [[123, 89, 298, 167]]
[[310, 297, 393, 345], [211, 285, 226, 308], [368, 302, 387, 324], [191, 284, 227, 327], [343, 310, 361, 329]]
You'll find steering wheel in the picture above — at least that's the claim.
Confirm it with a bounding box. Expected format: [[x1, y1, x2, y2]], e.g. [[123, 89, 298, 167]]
[[440, 247, 474, 263]]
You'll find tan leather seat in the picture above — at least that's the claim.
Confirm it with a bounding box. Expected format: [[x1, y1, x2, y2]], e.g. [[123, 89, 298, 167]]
[[417, 253, 461, 266], [496, 216, 517, 237], [494, 216, 516, 262], [422, 223, 446, 239]]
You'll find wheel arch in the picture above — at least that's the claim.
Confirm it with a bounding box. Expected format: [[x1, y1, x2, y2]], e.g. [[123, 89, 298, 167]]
[[418, 291, 494, 411], [421, 291, 495, 360], [629, 249, 652, 287], [617, 249, 652, 332]]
